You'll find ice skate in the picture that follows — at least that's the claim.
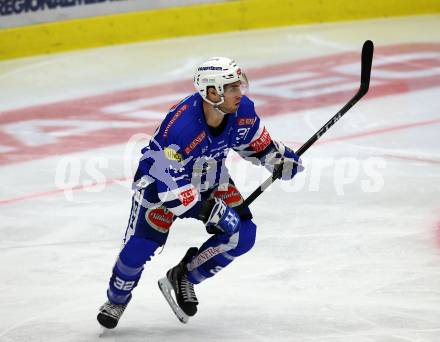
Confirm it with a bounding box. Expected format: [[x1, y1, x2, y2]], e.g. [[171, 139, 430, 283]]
[[97, 300, 128, 329], [158, 247, 199, 323]]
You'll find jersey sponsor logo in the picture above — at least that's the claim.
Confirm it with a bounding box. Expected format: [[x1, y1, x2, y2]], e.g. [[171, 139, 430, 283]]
[[164, 147, 183, 162], [163, 104, 188, 138], [213, 184, 243, 207], [237, 117, 255, 126], [178, 187, 198, 206], [184, 131, 207, 154], [250, 127, 272, 153], [187, 246, 222, 271], [145, 207, 174, 233]]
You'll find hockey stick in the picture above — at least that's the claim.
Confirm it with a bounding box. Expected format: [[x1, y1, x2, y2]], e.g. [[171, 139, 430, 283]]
[[198, 40, 373, 222], [234, 40, 374, 214]]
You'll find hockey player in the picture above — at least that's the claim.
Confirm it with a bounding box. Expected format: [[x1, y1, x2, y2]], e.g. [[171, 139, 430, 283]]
[[97, 57, 303, 328]]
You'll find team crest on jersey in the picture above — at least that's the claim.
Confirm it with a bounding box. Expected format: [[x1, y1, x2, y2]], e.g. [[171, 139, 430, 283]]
[[213, 184, 243, 207], [250, 127, 272, 153], [164, 147, 183, 162], [145, 207, 174, 233]]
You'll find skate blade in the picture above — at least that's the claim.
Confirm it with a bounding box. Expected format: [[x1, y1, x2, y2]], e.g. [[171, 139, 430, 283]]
[[158, 277, 189, 324]]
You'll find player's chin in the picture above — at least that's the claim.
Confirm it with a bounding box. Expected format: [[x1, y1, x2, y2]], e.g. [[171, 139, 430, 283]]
[[225, 103, 239, 113]]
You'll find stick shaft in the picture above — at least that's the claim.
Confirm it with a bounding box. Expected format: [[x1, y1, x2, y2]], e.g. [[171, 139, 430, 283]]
[[237, 40, 374, 211]]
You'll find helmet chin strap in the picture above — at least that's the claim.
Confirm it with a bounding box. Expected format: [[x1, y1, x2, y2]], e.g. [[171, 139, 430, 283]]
[[204, 94, 229, 115], [213, 103, 229, 116]]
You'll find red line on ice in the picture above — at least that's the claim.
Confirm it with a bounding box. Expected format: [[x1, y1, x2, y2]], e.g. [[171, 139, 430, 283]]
[[0, 176, 129, 206], [285, 117, 440, 149], [317, 118, 440, 144], [1, 43, 440, 166], [2, 115, 440, 206], [437, 219, 440, 250], [381, 154, 440, 164]]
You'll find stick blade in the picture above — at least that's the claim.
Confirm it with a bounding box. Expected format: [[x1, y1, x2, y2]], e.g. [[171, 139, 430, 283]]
[[360, 40, 374, 94]]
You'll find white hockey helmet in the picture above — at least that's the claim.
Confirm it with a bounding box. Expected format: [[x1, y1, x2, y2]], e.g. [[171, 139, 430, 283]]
[[193, 57, 249, 106]]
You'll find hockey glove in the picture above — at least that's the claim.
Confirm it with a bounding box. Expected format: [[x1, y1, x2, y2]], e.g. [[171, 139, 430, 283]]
[[202, 198, 241, 235], [264, 141, 304, 180]]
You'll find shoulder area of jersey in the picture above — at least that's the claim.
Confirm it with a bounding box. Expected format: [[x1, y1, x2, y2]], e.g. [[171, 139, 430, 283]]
[[164, 93, 202, 126], [168, 93, 202, 115], [235, 95, 257, 124], [238, 95, 255, 110]]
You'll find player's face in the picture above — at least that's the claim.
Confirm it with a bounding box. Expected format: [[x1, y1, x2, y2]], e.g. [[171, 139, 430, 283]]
[[220, 81, 246, 113]]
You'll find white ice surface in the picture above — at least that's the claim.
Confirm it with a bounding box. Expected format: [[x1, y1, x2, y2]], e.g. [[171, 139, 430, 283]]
[[0, 15, 440, 342]]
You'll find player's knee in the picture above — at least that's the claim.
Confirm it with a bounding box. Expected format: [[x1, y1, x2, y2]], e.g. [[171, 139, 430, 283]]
[[119, 236, 160, 268], [233, 219, 257, 256]]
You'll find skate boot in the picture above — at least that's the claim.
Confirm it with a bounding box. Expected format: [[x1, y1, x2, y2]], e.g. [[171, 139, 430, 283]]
[[97, 300, 128, 329], [158, 247, 199, 323]]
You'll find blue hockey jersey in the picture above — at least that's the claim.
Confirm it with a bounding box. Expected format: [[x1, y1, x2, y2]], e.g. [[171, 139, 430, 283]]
[[134, 92, 275, 219]]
